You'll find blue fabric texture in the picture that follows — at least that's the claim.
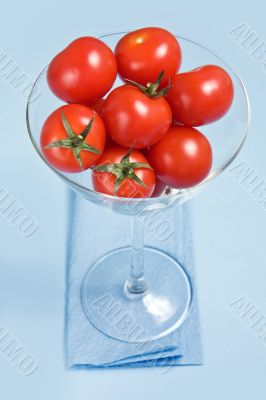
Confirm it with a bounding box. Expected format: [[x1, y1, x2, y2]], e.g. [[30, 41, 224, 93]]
[[66, 193, 203, 368]]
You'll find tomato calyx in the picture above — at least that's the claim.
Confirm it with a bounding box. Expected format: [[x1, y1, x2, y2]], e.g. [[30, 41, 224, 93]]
[[125, 70, 171, 98], [45, 112, 101, 170], [93, 146, 153, 195]]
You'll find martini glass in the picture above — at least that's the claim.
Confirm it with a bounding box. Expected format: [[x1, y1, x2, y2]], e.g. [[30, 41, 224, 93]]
[[26, 32, 250, 343]]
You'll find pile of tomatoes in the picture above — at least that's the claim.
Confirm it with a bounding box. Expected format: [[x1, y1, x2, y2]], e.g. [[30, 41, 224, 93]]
[[41, 27, 234, 198]]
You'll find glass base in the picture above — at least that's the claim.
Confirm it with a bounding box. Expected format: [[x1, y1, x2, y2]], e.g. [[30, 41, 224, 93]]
[[81, 247, 192, 343]]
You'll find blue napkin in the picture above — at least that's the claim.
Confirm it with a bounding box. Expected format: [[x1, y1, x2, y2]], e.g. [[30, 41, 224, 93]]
[[66, 192, 203, 368]]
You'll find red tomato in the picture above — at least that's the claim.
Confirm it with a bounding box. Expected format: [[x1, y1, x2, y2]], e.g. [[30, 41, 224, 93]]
[[102, 85, 172, 149], [41, 104, 106, 172], [166, 65, 234, 126], [92, 146, 155, 198], [91, 98, 105, 117], [147, 126, 212, 188], [47, 37, 117, 105], [115, 27, 181, 88], [91, 98, 115, 146]]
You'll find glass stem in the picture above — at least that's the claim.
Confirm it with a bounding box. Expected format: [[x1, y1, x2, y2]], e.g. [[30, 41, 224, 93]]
[[126, 215, 147, 295]]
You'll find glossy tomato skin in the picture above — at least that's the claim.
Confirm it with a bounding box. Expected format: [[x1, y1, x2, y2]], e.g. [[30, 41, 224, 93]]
[[47, 37, 117, 105], [115, 27, 181, 88], [92, 146, 156, 198], [41, 104, 106, 172], [102, 85, 172, 149], [147, 126, 212, 188], [166, 65, 234, 126]]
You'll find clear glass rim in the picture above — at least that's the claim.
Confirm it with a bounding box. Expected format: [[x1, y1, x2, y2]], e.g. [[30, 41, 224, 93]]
[[26, 31, 251, 204]]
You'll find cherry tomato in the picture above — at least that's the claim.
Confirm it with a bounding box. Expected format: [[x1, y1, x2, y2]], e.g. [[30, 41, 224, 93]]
[[47, 37, 117, 105], [91, 98, 114, 146], [91, 98, 105, 117], [92, 146, 155, 198], [147, 126, 212, 188], [115, 27, 181, 88], [166, 65, 234, 126], [41, 104, 106, 172], [102, 84, 172, 149]]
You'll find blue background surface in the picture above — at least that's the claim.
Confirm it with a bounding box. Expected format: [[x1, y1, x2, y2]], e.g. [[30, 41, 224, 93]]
[[0, 0, 266, 398]]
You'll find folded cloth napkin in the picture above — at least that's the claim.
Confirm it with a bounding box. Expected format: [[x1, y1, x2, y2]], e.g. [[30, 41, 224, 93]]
[[66, 192, 203, 369]]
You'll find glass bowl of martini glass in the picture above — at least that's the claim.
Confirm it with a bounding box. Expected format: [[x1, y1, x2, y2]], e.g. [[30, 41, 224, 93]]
[[26, 32, 250, 343]]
